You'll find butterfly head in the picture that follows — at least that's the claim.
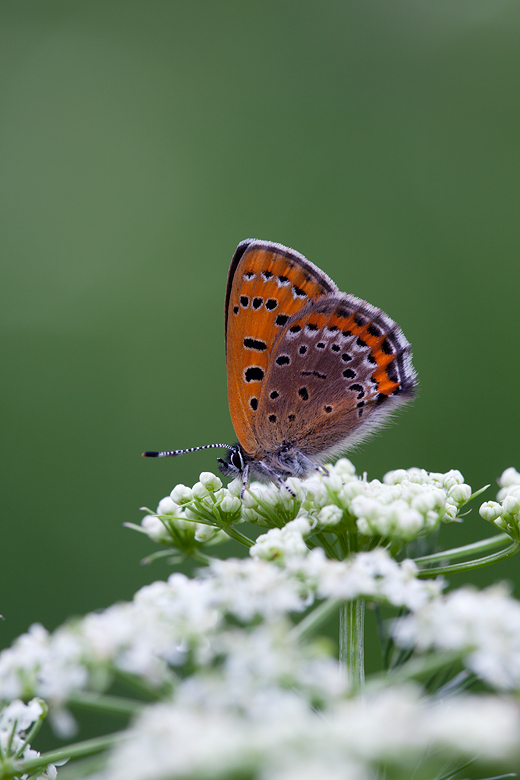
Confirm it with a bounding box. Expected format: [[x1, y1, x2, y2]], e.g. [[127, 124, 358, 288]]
[[216, 444, 247, 479]]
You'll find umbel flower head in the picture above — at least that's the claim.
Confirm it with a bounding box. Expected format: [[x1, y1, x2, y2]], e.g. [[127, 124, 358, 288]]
[[138, 458, 476, 559], [2, 462, 520, 780]]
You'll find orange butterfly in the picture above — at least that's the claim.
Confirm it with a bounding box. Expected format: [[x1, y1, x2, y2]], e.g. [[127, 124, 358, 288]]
[[144, 240, 417, 494]]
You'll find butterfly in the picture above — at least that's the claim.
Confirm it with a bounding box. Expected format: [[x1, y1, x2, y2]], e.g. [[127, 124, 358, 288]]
[[144, 239, 417, 494]]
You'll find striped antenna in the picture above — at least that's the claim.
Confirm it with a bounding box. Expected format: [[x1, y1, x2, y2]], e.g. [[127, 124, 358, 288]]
[[142, 444, 234, 458]]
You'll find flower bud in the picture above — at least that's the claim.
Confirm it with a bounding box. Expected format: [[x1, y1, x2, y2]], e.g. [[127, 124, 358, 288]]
[[332, 457, 356, 476], [192, 481, 210, 501], [142, 514, 169, 542], [498, 467, 520, 488], [227, 477, 243, 497], [442, 501, 459, 522], [194, 525, 218, 542], [199, 472, 222, 492], [170, 484, 192, 505], [443, 470, 465, 490], [287, 516, 312, 536], [383, 469, 408, 485], [448, 483, 472, 506], [318, 504, 343, 526], [156, 496, 177, 515], [479, 501, 502, 523], [220, 493, 241, 515], [502, 494, 520, 517]]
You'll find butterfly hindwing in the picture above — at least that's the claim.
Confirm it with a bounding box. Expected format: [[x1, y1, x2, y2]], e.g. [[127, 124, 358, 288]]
[[254, 292, 416, 460]]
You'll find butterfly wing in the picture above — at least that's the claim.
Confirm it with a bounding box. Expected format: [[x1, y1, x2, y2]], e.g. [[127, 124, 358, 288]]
[[254, 291, 417, 461], [225, 240, 338, 457]]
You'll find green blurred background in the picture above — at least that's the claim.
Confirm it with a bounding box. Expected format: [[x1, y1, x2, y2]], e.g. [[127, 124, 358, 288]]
[[2, 0, 520, 661]]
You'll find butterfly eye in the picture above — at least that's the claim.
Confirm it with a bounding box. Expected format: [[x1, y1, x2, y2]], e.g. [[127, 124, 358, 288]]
[[231, 449, 244, 470]]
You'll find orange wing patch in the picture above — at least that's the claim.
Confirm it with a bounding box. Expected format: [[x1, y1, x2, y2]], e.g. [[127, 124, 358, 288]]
[[225, 244, 333, 456]]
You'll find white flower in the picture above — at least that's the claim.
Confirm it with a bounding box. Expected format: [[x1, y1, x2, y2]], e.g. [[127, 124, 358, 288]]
[[0, 698, 58, 780], [480, 478, 520, 538], [191, 481, 210, 500], [99, 686, 520, 780], [194, 525, 227, 545], [479, 500, 502, 523], [317, 504, 343, 526], [170, 484, 192, 504], [141, 514, 170, 542], [330, 458, 357, 477], [206, 558, 309, 622], [394, 584, 520, 690], [219, 492, 241, 514], [199, 472, 222, 492], [0, 698, 44, 731], [497, 467, 520, 500], [160, 463, 473, 545], [156, 496, 178, 515], [316, 549, 443, 610], [250, 518, 312, 562], [502, 490, 520, 517], [442, 469, 465, 490], [448, 483, 472, 505]]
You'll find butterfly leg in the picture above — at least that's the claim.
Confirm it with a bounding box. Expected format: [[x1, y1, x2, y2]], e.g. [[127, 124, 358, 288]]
[[297, 452, 329, 478], [240, 463, 250, 500], [255, 462, 297, 498]]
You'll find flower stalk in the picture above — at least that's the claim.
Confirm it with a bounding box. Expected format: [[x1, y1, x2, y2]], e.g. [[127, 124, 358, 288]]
[[416, 540, 520, 578], [16, 733, 127, 775], [339, 598, 365, 691]]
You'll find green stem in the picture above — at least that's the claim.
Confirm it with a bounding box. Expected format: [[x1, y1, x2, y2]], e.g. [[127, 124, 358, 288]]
[[13, 710, 46, 760], [337, 531, 349, 559], [417, 541, 520, 578], [223, 526, 254, 548], [412, 533, 510, 564], [140, 549, 183, 565], [67, 692, 142, 717], [339, 599, 365, 691], [19, 732, 126, 773], [316, 532, 340, 560], [291, 598, 340, 642], [191, 550, 215, 566]]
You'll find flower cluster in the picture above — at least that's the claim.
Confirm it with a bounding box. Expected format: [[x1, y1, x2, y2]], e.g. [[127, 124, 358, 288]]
[[0, 699, 56, 780], [480, 466, 520, 540], [393, 583, 520, 690], [139, 460, 475, 554], [2, 464, 520, 780], [0, 544, 440, 708], [251, 523, 442, 610], [99, 687, 520, 780]]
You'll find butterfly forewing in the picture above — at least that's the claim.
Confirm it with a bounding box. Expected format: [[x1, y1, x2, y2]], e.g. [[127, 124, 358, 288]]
[[225, 240, 337, 456]]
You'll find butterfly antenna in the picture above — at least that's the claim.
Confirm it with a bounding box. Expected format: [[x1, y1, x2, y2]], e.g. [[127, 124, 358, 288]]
[[142, 444, 234, 458]]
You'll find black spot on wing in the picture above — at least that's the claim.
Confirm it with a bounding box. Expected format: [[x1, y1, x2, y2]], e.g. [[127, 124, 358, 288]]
[[245, 367, 264, 382], [243, 337, 267, 351]]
